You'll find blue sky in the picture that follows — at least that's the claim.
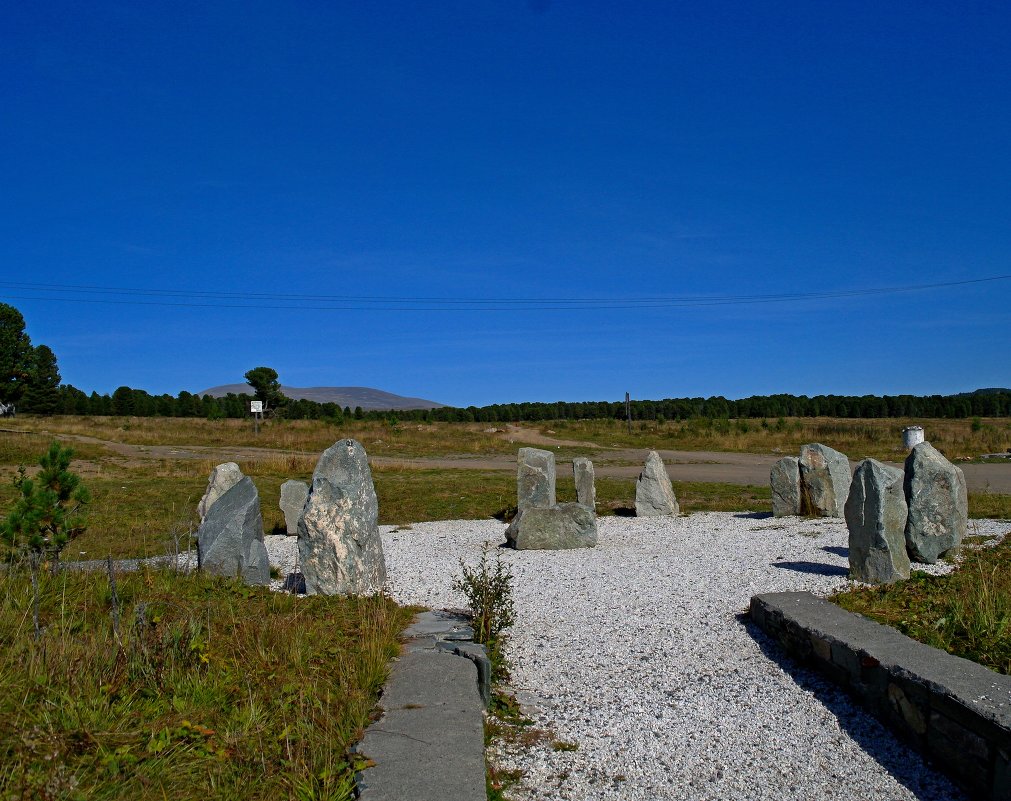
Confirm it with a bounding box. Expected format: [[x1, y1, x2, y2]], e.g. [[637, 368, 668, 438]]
[[3, 2, 1009, 406]]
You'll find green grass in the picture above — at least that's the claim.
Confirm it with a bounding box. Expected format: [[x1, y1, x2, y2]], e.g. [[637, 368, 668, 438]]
[[0, 564, 414, 800], [832, 532, 1011, 675]]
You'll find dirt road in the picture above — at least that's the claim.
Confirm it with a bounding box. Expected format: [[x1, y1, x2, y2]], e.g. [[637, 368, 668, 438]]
[[26, 427, 1011, 494]]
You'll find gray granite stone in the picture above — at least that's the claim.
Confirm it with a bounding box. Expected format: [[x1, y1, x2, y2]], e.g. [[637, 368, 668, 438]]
[[516, 447, 556, 512], [799, 443, 851, 517], [279, 479, 309, 535], [505, 502, 597, 550], [635, 450, 679, 516], [770, 456, 802, 517], [197, 461, 243, 522], [845, 459, 910, 584], [297, 439, 387, 595], [904, 441, 967, 564], [573, 457, 596, 509], [196, 476, 269, 585]]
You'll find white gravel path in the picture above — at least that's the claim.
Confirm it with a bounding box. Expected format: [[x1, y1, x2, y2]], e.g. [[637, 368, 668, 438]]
[[380, 513, 1010, 801]]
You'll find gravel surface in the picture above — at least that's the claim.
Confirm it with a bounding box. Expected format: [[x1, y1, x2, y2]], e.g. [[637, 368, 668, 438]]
[[382, 513, 1010, 801]]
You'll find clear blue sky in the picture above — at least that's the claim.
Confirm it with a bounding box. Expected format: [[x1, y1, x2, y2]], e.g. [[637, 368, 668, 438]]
[[3, 2, 1009, 406]]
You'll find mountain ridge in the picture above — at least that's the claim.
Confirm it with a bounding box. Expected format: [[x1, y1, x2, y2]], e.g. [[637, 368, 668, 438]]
[[196, 384, 444, 411]]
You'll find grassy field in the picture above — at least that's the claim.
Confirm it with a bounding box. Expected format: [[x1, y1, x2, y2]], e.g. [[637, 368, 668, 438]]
[[0, 563, 414, 800], [545, 415, 1011, 461], [0, 416, 1006, 560], [7, 414, 1010, 461], [833, 530, 1011, 674]]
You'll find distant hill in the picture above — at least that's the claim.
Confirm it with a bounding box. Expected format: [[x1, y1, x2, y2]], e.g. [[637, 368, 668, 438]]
[[196, 384, 444, 411], [958, 388, 1011, 396]]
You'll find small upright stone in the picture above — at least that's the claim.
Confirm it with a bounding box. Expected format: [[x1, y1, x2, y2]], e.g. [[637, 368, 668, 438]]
[[516, 447, 556, 512], [770, 456, 801, 517], [845, 459, 910, 584], [279, 479, 310, 535], [904, 441, 967, 564], [197, 462, 244, 522], [635, 451, 679, 517], [798, 443, 851, 517], [573, 457, 596, 509], [298, 439, 387, 595], [505, 503, 597, 550], [196, 476, 270, 585]]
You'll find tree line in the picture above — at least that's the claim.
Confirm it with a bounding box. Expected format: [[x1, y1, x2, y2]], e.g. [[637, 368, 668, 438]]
[[46, 384, 1011, 423], [4, 302, 1007, 423]]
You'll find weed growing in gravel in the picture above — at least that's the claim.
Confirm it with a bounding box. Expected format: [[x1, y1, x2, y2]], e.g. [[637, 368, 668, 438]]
[[452, 549, 516, 680]]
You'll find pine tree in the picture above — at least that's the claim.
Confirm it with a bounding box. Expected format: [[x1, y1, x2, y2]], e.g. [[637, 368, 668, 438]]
[[21, 345, 61, 415], [1, 442, 90, 560], [0, 303, 34, 405]]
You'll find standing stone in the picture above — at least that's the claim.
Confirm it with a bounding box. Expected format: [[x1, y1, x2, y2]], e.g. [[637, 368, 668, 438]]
[[845, 459, 910, 584], [517, 448, 556, 512], [505, 503, 597, 550], [197, 462, 244, 522], [279, 479, 310, 535], [770, 457, 801, 517], [196, 476, 270, 585], [635, 451, 679, 516], [904, 441, 967, 564], [798, 443, 851, 517], [298, 439, 387, 595], [573, 457, 596, 509]]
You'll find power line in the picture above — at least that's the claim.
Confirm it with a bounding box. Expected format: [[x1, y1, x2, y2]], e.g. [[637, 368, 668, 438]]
[[0, 274, 1007, 312]]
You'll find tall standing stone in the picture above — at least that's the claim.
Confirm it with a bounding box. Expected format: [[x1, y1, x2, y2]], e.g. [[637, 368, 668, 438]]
[[904, 441, 967, 564], [197, 462, 244, 522], [196, 476, 270, 585], [635, 451, 679, 517], [798, 443, 851, 517], [845, 459, 910, 584], [770, 456, 801, 517], [573, 457, 596, 509], [516, 448, 556, 512], [279, 479, 310, 535], [298, 439, 387, 595]]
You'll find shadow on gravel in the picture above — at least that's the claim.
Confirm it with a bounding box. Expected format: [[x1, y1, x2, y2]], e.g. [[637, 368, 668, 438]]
[[734, 511, 773, 520], [822, 545, 849, 558], [738, 614, 967, 801], [771, 560, 848, 577]]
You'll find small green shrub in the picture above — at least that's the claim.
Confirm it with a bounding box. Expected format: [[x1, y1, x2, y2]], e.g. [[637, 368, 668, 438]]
[[452, 549, 515, 679], [1, 441, 90, 562]]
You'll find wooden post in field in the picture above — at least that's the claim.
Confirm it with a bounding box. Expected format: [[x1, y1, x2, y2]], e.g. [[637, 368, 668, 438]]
[[625, 392, 632, 435]]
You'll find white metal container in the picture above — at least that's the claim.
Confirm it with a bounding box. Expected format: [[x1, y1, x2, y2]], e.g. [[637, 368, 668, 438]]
[[902, 426, 925, 450]]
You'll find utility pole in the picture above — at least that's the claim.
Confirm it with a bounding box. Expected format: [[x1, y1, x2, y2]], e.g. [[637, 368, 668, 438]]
[[625, 392, 632, 435]]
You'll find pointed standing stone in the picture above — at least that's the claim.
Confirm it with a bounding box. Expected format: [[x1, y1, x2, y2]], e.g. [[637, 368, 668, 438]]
[[770, 457, 801, 517], [573, 457, 596, 509], [635, 451, 679, 517], [197, 462, 244, 522], [798, 443, 851, 517], [845, 459, 910, 584], [279, 479, 309, 535], [904, 441, 967, 564], [298, 439, 387, 595], [196, 476, 270, 585], [516, 448, 556, 512]]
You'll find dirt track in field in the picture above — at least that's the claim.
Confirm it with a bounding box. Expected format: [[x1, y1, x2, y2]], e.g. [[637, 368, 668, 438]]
[[17, 426, 1011, 494]]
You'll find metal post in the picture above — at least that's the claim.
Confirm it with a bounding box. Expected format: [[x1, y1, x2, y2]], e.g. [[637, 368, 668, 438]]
[[625, 392, 632, 435]]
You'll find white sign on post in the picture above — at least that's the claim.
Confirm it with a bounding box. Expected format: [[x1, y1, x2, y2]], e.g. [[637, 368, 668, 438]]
[[250, 401, 263, 413]]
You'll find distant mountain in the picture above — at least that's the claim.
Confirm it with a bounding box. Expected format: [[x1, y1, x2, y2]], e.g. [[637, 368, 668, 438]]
[[196, 384, 445, 411]]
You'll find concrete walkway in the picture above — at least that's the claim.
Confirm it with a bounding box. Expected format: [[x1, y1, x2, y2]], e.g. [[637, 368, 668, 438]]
[[356, 611, 489, 801]]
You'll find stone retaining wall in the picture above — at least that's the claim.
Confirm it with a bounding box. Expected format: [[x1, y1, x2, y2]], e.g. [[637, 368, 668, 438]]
[[750, 591, 1011, 800]]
